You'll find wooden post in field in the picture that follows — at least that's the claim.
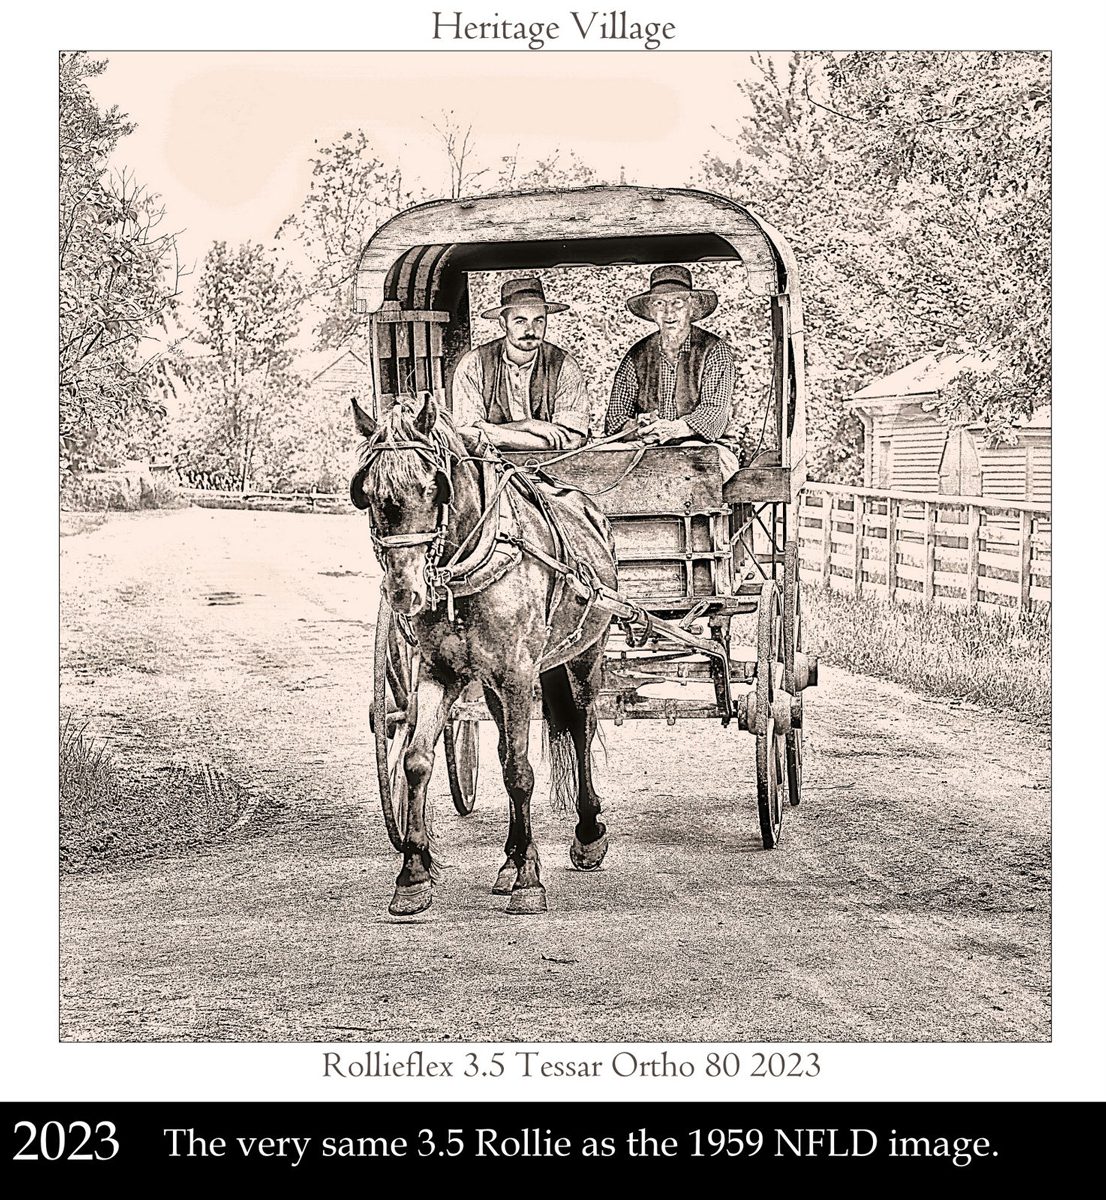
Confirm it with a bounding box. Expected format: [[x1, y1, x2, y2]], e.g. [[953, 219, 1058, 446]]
[[1020, 509, 1033, 609], [852, 493, 864, 596], [886, 497, 898, 600], [821, 493, 833, 589], [966, 502, 981, 610], [923, 501, 935, 605]]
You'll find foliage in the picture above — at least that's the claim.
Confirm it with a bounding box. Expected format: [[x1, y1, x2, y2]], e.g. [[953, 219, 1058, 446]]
[[60, 716, 261, 873], [276, 130, 422, 350], [59, 52, 183, 471], [175, 241, 304, 489], [697, 51, 1050, 481], [59, 465, 183, 511], [431, 110, 488, 198], [497, 147, 600, 191]]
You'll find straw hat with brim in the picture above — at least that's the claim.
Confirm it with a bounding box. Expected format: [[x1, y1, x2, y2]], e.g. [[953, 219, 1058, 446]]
[[480, 276, 569, 320], [626, 264, 718, 321]]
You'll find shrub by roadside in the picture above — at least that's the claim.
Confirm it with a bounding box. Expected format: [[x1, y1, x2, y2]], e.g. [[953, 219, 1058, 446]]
[[802, 587, 1050, 722], [60, 471, 186, 512], [60, 719, 277, 872]]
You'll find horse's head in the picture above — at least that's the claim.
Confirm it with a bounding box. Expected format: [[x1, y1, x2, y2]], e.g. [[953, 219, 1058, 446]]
[[350, 392, 455, 617]]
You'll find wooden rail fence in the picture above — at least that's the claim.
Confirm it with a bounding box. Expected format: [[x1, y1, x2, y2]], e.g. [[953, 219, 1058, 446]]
[[179, 488, 348, 513], [175, 481, 1053, 612], [796, 484, 1050, 611]]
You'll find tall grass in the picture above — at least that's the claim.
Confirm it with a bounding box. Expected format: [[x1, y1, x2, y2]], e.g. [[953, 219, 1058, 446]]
[[803, 588, 1050, 721], [60, 718, 268, 871]]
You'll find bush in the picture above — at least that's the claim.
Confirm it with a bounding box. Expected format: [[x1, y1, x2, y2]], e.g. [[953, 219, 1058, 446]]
[[60, 470, 184, 511], [60, 718, 274, 872]]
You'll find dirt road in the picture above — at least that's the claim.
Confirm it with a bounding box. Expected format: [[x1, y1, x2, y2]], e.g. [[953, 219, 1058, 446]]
[[60, 508, 1050, 1042]]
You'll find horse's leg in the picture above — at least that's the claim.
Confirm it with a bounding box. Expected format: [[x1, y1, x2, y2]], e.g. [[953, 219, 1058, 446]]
[[566, 643, 610, 871], [496, 677, 546, 915], [484, 688, 519, 895], [389, 671, 459, 917]]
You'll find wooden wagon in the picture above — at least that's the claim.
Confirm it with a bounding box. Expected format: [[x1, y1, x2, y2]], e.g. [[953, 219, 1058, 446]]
[[357, 186, 818, 849]]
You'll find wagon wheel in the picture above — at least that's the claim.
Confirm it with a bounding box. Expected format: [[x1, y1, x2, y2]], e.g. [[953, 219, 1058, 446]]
[[443, 687, 480, 816], [373, 594, 414, 852], [755, 579, 787, 849], [782, 540, 804, 808]]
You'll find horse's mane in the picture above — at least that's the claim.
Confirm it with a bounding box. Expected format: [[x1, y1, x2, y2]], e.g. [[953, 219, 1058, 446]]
[[357, 400, 461, 503]]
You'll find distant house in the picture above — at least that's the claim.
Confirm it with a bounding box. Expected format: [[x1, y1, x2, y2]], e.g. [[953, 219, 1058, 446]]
[[297, 347, 372, 408], [848, 354, 1051, 506]]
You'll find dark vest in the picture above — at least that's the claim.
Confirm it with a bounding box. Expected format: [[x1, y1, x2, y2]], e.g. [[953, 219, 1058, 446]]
[[477, 338, 567, 424], [627, 325, 720, 417]]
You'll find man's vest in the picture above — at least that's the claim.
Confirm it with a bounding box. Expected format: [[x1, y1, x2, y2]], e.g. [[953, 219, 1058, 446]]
[[627, 325, 721, 417], [477, 338, 566, 424]]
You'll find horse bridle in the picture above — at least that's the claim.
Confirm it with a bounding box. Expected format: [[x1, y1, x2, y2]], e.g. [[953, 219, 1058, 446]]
[[355, 424, 611, 657]]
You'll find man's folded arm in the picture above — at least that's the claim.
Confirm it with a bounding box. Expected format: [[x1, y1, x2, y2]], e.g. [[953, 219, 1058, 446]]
[[684, 344, 736, 442]]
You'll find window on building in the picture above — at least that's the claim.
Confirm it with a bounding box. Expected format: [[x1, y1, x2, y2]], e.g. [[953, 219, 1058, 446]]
[[938, 428, 982, 496], [877, 439, 892, 488]]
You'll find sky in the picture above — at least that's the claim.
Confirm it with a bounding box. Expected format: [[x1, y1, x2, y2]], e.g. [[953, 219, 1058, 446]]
[[86, 51, 765, 285]]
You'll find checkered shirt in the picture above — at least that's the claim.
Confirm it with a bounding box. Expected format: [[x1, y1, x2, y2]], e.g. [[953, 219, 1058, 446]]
[[604, 333, 736, 440]]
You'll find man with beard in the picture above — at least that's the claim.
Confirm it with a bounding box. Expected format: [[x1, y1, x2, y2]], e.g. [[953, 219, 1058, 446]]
[[451, 276, 590, 450], [604, 265, 736, 444]]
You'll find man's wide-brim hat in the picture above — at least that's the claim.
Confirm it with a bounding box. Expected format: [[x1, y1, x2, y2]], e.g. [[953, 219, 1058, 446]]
[[627, 264, 718, 321], [480, 276, 569, 320]]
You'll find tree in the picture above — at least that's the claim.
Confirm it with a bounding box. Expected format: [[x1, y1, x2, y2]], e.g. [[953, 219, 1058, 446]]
[[276, 131, 421, 350], [59, 52, 183, 470], [497, 147, 599, 190], [430, 110, 488, 198], [177, 242, 303, 489], [697, 51, 1050, 481], [823, 51, 1050, 434]]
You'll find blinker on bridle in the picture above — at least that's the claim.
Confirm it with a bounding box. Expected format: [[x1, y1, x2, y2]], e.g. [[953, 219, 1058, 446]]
[[355, 430, 456, 605]]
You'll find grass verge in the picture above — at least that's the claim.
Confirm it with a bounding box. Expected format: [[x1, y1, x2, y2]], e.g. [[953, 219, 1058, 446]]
[[60, 718, 277, 872], [803, 587, 1050, 721]]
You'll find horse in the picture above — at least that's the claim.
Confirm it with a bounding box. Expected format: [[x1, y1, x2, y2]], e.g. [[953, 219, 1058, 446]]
[[350, 392, 619, 917]]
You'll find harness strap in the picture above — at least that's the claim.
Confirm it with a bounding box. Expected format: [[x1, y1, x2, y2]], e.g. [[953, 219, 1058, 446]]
[[373, 530, 440, 548], [439, 461, 521, 572]]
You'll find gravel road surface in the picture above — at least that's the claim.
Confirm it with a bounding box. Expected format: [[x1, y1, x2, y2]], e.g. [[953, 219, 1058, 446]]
[[60, 509, 1050, 1042]]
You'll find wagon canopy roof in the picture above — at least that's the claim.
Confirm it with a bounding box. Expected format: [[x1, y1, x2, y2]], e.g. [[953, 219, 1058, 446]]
[[354, 186, 800, 315]]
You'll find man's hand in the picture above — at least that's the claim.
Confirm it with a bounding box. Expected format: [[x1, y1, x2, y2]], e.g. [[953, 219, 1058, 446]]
[[640, 418, 693, 445], [478, 419, 584, 450]]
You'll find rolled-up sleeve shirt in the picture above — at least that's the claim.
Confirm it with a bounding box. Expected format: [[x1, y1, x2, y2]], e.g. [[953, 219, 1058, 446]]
[[605, 333, 736, 441], [452, 344, 591, 435]]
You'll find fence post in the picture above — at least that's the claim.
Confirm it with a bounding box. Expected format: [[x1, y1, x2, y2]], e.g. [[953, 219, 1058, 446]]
[[852, 492, 864, 596], [1019, 510, 1033, 609], [821, 492, 833, 589], [886, 497, 898, 600], [966, 503, 980, 610], [922, 501, 935, 605]]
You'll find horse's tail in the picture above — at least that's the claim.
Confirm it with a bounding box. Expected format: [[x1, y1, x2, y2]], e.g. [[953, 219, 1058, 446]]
[[541, 720, 578, 814], [540, 664, 582, 814]]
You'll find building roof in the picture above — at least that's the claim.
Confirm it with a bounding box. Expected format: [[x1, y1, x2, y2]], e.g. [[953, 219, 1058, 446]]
[[296, 347, 370, 384], [849, 354, 1050, 431], [850, 353, 990, 403]]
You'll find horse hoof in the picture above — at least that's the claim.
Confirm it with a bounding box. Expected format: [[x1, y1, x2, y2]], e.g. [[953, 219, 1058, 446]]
[[388, 881, 432, 917], [505, 885, 547, 916], [570, 832, 609, 871], [491, 863, 516, 895]]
